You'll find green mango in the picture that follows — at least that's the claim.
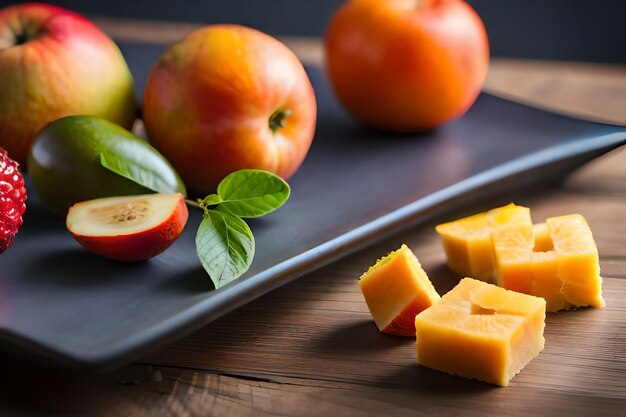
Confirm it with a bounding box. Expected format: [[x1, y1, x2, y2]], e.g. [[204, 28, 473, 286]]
[[28, 115, 186, 215]]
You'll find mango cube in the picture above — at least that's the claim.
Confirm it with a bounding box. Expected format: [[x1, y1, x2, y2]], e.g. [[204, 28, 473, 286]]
[[489, 204, 534, 294], [435, 212, 495, 280], [530, 214, 603, 311], [415, 278, 546, 386], [531, 250, 572, 312], [436, 205, 604, 312], [436, 209, 553, 282], [359, 245, 441, 337], [546, 214, 604, 309], [532, 222, 553, 252]]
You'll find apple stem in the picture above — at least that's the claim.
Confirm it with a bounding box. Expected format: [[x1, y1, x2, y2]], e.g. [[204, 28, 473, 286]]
[[269, 109, 292, 133], [14, 30, 28, 46], [11, 20, 37, 46]]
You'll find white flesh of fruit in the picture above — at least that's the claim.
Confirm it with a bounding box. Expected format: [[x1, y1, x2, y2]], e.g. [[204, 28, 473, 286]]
[[67, 194, 180, 237]]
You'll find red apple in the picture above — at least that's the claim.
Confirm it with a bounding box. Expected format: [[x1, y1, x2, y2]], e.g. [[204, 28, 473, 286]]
[[0, 2, 136, 165], [143, 24, 316, 195], [325, 0, 489, 131], [66, 193, 188, 262]]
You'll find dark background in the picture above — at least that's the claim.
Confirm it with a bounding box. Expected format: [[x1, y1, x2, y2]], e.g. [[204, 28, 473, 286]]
[[1, 0, 625, 63]]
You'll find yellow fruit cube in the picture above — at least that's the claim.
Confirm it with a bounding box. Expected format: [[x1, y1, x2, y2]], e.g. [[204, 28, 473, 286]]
[[532, 222, 553, 252], [415, 278, 546, 386], [489, 204, 534, 294], [531, 250, 572, 312], [547, 214, 604, 308], [359, 245, 441, 337], [435, 212, 495, 281], [436, 209, 553, 282], [436, 205, 604, 311]]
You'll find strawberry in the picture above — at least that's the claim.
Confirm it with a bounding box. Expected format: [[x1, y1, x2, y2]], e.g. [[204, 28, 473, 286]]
[[0, 147, 27, 253]]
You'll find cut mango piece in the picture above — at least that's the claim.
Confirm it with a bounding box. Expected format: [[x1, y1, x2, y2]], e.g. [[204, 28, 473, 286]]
[[436, 211, 553, 282], [489, 204, 534, 294], [531, 250, 572, 312], [533, 223, 553, 252], [436, 205, 604, 311], [415, 278, 546, 387], [435, 212, 495, 280], [547, 214, 604, 308], [359, 244, 441, 337]]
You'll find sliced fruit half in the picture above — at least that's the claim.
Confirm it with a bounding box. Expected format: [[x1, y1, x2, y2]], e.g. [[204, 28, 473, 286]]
[[66, 193, 188, 262]]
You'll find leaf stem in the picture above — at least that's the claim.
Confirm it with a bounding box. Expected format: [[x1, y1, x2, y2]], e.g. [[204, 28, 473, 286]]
[[185, 198, 204, 210]]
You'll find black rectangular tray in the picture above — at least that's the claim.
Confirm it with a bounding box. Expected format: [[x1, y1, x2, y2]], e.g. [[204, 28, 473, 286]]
[[1, 47, 624, 371]]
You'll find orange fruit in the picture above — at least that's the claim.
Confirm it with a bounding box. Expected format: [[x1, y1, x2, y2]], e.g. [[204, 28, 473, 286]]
[[325, 0, 489, 131]]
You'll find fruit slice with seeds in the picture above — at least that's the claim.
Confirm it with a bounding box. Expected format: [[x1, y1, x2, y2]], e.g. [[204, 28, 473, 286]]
[[66, 193, 188, 261], [0, 147, 27, 253]]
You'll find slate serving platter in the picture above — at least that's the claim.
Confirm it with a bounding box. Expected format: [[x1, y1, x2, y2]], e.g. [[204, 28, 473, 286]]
[[1, 43, 625, 371]]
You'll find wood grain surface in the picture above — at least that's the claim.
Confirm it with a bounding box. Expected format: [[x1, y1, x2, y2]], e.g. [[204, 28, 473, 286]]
[[1, 18, 625, 417]]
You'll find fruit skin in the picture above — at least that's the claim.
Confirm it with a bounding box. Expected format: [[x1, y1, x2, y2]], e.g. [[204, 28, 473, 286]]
[[67, 193, 189, 262], [0, 147, 27, 253], [325, 0, 489, 131], [28, 116, 186, 215], [0, 2, 136, 165], [143, 24, 317, 195]]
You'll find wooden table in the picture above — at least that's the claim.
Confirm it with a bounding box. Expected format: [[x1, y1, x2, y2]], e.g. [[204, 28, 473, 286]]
[[1, 19, 625, 416]]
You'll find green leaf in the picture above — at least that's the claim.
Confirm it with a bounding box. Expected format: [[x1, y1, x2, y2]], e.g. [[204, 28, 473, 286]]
[[215, 169, 290, 218], [202, 194, 223, 208], [196, 209, 255, 288], [100, 149, 187, 196]]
